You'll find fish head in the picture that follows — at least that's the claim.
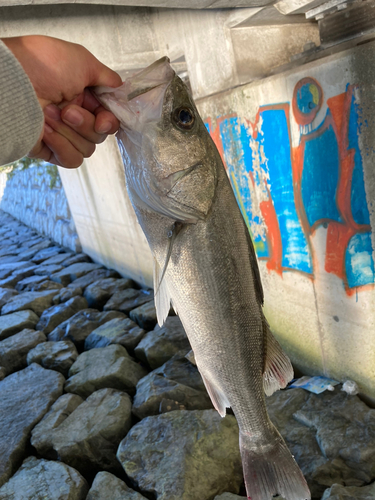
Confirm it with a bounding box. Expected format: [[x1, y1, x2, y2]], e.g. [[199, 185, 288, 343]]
[[96, 57, 217, 223]]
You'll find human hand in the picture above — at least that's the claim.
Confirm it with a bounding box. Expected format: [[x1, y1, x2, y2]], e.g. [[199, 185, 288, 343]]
[[3, 35, 122, 168]]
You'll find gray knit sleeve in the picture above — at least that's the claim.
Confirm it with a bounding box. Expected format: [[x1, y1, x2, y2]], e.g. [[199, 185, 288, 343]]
[[0, 40, 44, 166]]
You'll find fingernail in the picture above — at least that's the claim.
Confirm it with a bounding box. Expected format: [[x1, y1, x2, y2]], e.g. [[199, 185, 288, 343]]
[[44, 104, 61, 120], [64, 108, 84, 126], [97, 121, 112, 134], [44, 123, 53, 133]]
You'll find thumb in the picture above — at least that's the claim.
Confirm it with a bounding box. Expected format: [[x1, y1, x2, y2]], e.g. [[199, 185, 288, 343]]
[[87, 56, 122, 89]]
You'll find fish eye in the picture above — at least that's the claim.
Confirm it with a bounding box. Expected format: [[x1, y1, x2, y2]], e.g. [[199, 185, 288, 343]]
[[173, 107, 195, 130]]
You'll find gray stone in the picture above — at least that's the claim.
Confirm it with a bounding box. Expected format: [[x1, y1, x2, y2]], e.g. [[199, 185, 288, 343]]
[[31, 393, 84, 459], [132, 371, 212, 419], [104, 288, 153, 314], [59, 286, 83, 303], [84, 317, 146, 351], [62, 253, 92, 267], [0, 262, 30, 280], [1, 290, 59, 316], [0, 310, 39, 340], [118, 409, 243, 500], [0, 328, 46, 375], [154, 353, 207, 392], [31, 246, 63, 264], [0, 275, 21, 288], [27, 340, 79, 376], [134, 316, 191, 368], [51, 263, 102, 286], [32, 280, 64, 292], [11, 265, 38, 280], [17, 240, 52, 260], [51, 388, 132, 477], [68, 269, 120, 291], [15, 274, 49, 291], [0, 456, 88, 500], [129, 300, 158, 330], [34, 264, 64, 276], [214, 494, 246, 500], [87, 471, 148, 500], [294, 390, 375, 485], [65, 344, 147, 398], [48, 309, 127, 349], [36, 296, 88, 334], [0, 367, 6, 381], [321, 482, 375, 499], [84, 277, 135, 309], [0, 255, 27, 266], [0, 363, 64, 486], [0, 287, 18, 308], [42, 252, 73, 266]]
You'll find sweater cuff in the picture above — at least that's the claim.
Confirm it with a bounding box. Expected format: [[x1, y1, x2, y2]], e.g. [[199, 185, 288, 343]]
[[0, 40, 44, 166]]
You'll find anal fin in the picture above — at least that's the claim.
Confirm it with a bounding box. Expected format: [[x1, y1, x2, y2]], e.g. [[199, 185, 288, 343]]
[[263, 321, 294, 396], [199, 370, 230, 418]]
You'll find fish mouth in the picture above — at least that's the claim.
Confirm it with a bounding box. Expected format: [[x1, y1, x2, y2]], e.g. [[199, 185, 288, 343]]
[[127, 83, 165, 101]]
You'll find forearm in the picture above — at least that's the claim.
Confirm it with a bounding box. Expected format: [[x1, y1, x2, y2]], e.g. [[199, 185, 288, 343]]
[[0, 39, 44, 166]]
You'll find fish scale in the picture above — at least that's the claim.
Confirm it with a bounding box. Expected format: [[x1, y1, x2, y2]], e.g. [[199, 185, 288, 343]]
[[96, 56, 310, 500]]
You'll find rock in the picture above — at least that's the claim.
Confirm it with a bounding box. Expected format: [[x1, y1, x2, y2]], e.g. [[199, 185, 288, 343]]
[[0, 274, 21, 288], [0, 368, 6, 381], [68, 269, 120, 291], [132, 370, 212, 419], [135, 316, 191, 369], [84, 277, 135, 310], [36, 296, 88, 334], [59, 286, 83, 303], [84, 317, 146, 351], [0, 287, 18, 308], [294, 390, 375, 485], [321, 482, 375, 499], [11, 265, 38, 280], [104, 288, 153, 314], [0, 328, 46, 375], [154, 353, 207, 392], [27, 340, 79, 376], [51, 388, 132, 478], [129, 300, 158, 330], [31, 393, 84, 459], [214, 495, 246, 500], [51, 263, 103, 286], [87, 471, 148, 500], [34, 264, 64, 276], [118, 409, 243, 500], [0, 363, 64, 486], [1, 290, 58, 316], [0, 310, 39, 340], [0, 255, 25, 266], [15, 274, 49, 291], [48, 309, 127, 349], [65, 344, 147, 398], [0, 262, 31, 280], [17, 239, 52, 260], [33, 280, 64, 292], [31, 245, 63, 264], [0, 456, 88, 500], [42, 252, 73, 266], [62, 253, 92, 267]]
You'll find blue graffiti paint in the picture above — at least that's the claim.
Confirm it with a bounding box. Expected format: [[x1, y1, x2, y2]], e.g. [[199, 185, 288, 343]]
[[296, 83, 319, 115], [301, 113, 341, 227], [346, 232, 374, 287], [219, 117, 269, 258], [348, 93, 371, 225], [259, 109, 312, 273]]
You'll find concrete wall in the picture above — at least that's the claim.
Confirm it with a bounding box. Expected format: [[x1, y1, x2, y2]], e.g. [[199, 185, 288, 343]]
[[0, 166, 81, 252]]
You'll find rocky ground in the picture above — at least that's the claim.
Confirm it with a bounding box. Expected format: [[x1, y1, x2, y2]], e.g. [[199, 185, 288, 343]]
[[0, 208, 374, 500]]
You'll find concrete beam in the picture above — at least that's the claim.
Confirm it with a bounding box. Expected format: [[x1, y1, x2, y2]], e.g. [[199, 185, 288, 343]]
[[0, 0, 274, 7]]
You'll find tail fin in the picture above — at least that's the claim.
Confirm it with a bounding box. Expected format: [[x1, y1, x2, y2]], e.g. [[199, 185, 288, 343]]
[[240, 429, 310, 500]]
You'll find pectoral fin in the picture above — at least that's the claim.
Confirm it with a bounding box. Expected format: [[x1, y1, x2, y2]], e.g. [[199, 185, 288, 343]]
[[200, 370, 230, 418], [263, 322, 294, 396]]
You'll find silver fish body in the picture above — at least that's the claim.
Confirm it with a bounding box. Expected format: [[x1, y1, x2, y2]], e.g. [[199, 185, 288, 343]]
[[96, 59, 310, 500]]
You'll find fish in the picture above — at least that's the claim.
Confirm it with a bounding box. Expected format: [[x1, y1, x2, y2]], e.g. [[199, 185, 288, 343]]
[[95, 57, 311, 500]]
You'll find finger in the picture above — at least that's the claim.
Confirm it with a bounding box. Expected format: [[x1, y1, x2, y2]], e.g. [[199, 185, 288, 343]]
[[45, 105, 96, 158], [28, 137, 55, 164], [42, 123, 85, 169], [86, 54, 122, 88], [94, 109, 120, 135], [61, 104, 110, 142]]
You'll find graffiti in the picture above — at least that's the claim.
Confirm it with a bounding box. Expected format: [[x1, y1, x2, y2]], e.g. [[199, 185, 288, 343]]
[[205, 78, 374, 293]]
